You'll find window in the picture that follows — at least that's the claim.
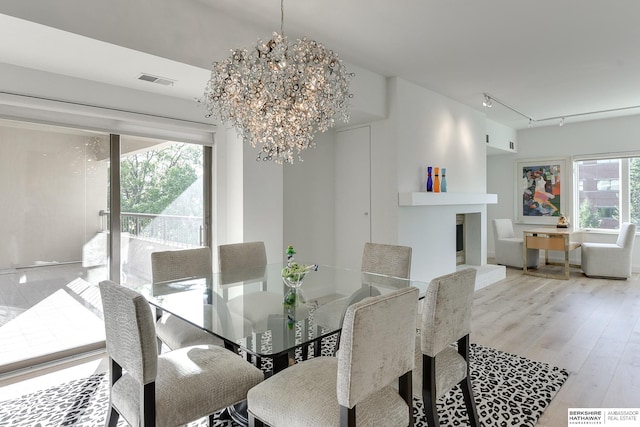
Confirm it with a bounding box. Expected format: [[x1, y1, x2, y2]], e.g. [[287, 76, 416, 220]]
[[596, 179, 619, 191], [575, 157, 639, 230]]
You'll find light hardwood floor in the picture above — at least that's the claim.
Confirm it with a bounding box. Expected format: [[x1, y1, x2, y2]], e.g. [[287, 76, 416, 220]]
[[472, 266, 640, 426], [2, 267, 639, 426]]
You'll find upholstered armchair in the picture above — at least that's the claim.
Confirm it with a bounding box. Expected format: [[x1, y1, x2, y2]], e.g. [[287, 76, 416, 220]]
[[493, 218, 538, 268], [413, 268, 479, 427], [151, 247, 224, 351], [247, 287, 419, 427], [99, 280, 264, 427], [581, 222, 636, 279]]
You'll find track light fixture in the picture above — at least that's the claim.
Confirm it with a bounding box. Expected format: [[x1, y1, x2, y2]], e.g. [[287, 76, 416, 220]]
[[482, 92, 640, 127]]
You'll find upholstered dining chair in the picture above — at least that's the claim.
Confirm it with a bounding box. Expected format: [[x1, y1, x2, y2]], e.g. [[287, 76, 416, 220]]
[[413, 268, 479, 427], [99, 280, 264, 427], [313, 242, 412, 352], [151, 247, 224, 351], [581, 222, 636, 279], [247, 286, 419, 427], [220, 242, 286, 333], [493, 218, 538, 268]]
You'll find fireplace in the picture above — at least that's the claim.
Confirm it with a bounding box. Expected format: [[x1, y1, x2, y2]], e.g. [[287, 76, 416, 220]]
[[456, 214, 465, 265]]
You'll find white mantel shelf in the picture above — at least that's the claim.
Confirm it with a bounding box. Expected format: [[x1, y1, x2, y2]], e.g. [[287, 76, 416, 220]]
[[398, 192, 498, 206]]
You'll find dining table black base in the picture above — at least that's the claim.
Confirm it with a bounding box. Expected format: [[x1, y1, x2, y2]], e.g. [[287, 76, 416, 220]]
[[219, 401, 249, 426]]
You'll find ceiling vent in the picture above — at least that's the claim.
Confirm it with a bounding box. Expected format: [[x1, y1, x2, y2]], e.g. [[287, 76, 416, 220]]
[[137, 73, 175, 86]]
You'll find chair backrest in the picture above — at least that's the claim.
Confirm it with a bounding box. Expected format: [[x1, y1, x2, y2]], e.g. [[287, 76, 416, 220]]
[[419, 268, 476, 357], [151, 247, 212, 283], [361, 242, 412, 279], [493, 218, 515, 240], [218, 241, 267, 272], [99, 280, 158, 385], [336, 286, 418, 408], [616, 222, 637, 249]]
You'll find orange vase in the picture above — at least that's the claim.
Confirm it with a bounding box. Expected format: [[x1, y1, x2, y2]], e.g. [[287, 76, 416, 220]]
[[434, 167, 440, 192]]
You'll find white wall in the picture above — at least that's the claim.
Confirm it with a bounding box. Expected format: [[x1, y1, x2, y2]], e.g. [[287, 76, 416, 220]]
[[487, 114, 640, 271], [391, 78, 488, 282], [282, 131, 335, 267]]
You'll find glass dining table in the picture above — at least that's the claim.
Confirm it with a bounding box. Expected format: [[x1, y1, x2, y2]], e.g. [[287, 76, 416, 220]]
[[133, 262, 428, 375]]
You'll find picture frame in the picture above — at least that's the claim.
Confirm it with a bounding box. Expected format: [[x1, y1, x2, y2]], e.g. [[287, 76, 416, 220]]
[[515, 158, 567, 224]]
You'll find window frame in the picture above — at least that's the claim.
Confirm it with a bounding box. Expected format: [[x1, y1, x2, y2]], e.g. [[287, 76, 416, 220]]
[[573, 153, 637, 231]]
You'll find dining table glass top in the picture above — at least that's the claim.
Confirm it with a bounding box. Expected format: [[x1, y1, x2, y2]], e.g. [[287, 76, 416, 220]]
[[133, 263, 428, 361]]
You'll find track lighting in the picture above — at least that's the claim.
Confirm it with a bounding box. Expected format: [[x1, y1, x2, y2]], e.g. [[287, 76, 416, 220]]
[[483, 91, 640, 127]]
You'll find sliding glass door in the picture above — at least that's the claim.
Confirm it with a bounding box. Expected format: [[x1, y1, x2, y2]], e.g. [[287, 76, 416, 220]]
[[119, 136, 209, 286], [0, 120, 212, 374], [0, 120, 110, 373]]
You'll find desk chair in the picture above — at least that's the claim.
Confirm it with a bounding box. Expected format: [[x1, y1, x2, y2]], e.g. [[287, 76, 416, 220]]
[[151, 247, 224, 351], [99, 280, 263, 427], [247, 287, 418, 427], [413, 268, 479, 427]]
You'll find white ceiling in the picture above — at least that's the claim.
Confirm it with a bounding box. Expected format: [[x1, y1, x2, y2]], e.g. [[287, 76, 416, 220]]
[[2, 0, 640, 129]]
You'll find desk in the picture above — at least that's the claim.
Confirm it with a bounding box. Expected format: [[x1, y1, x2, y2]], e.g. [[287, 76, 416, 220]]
[[135, 263, 427, 375], [523, 227, 581, 280]]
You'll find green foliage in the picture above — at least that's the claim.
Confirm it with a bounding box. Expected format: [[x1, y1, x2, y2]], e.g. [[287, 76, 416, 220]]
[[631, 158, 640, 225], [579, 198, 601, 228], [120, 143, 202, 215]]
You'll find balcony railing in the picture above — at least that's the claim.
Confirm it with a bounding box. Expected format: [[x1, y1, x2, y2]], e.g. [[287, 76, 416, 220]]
[[100, 211, 204, 246]]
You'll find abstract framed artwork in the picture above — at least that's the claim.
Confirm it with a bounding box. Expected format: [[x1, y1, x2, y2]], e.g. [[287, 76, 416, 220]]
[[515, 158, 567, 224]]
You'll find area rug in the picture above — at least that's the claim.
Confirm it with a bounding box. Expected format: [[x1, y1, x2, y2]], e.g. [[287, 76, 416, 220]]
[[0, 343, 568, 426]]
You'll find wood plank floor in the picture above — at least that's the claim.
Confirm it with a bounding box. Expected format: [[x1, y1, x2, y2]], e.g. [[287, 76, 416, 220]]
[[472, 266, 640, 426]]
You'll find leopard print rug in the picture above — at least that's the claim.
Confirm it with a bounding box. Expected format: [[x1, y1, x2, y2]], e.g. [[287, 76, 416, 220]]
[[0, 344, 568, 426]]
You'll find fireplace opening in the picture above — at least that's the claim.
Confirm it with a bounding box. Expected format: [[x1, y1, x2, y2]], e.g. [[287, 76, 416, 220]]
[[456, 214, 465, 265]]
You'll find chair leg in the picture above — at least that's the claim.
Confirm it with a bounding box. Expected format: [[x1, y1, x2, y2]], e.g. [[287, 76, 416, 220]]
[[422, 355, 439, 427], [461, 377, 479, 427], [340, 405, 356, 427], [249, 413, 265, 427], [105, 406, 119, 427], [399, 371, 414, 427], [106, 358, 122, 427], [458, 335, 479, 427]]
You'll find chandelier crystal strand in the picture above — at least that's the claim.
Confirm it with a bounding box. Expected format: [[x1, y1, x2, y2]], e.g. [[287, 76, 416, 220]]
[[204, 0, 353, 164]]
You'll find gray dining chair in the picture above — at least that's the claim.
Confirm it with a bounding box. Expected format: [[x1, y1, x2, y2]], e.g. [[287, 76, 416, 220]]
[[99, 280, 264, 427], [151, 247, 224, 351], [313, 242, 411, 353], [413, 268, 479, 427], [219, 242, 283, 332], [247, 286, 419, 427]]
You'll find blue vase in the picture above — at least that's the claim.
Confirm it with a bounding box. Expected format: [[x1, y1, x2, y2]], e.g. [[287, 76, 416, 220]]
[[426, 166, 433, 192], [441, 168, 447, 192]]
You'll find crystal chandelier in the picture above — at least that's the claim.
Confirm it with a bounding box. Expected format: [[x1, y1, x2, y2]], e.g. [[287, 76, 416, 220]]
[[203, 0, 353, 164]]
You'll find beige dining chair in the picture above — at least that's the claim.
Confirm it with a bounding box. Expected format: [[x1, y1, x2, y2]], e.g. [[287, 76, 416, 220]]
[[247, 286, 419, 427], [99, 280, 264, 427], [413, 268, 479, 427], [313, 242, 411, 353], [151, 247, 224, 351], [219, 242, 285, 332], [581, 222, 636, 279]]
